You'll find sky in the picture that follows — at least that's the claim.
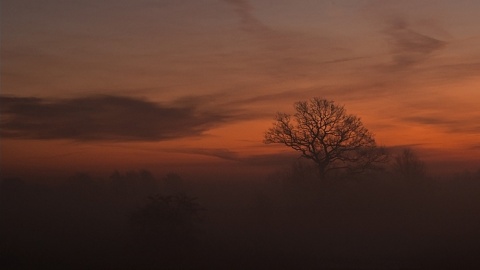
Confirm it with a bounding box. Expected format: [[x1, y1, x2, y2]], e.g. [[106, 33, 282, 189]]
[[1, 0, 480, 179]]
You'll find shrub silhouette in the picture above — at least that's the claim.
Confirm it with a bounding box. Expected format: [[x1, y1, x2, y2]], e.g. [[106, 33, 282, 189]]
[[128, 193, 203, 258]]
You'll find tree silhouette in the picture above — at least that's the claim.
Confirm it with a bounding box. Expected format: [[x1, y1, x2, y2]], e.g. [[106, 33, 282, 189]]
[[264, 98, 387, 179], [393, 148, 426, 180], [129, 193, 203, 258]]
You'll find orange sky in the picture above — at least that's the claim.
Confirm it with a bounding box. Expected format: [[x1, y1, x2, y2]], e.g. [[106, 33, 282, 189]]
[[2, 0, 480, 178]]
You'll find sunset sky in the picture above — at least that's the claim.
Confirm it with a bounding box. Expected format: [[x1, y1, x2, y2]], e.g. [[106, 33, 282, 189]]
[[2, 0, 480, 179]]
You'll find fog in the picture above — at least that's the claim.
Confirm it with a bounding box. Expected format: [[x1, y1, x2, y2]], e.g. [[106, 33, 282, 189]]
[[2, 161, 480, 269]]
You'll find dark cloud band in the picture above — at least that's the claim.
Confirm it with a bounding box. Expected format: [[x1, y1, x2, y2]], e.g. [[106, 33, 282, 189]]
[[0, 95, 230, 141]]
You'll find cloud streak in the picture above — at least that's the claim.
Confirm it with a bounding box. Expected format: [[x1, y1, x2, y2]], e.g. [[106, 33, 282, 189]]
[[169, 147, 298, 167], [223, 0, 274, 37], [222, 0, 361, 81], [166, 148, 241, 161], [0, 95, 235, 141], [402, 114, 480, 134], [383, 18, 447, 69]]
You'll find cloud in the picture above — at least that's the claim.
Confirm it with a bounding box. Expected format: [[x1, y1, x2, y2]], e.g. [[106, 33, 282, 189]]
[[225, 88, 317, 108], [0, 95, 235, 141], [241, 152, 298, 167], [165, 146, 298, 166], [222, 0, 274, 37], [425, 62, 480, 81], [401, 114, 480, 134], [383, 17, 447, 69], [469, 144, 480, 150], [166, 148, 241, 161], [385, 143, 427, 152], [402, 116, 454, 126], [221, 0, 360, 80]]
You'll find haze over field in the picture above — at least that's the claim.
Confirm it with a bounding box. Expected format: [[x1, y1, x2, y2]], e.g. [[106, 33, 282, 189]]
[[2, 0, 480, 178]]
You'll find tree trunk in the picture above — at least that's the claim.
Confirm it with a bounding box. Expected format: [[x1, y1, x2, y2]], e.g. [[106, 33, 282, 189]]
[[317, 165, 327, 181]]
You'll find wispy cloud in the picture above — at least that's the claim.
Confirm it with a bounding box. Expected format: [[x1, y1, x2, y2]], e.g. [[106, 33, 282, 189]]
[[0, 95, 236, 141], [423, 62, 480, 82], [165, 147, 297, 166], [241, 152, 298, 167], [221, 0, 364, 81], [402, 116, 454, 126], [383, 17, 447, 69], [222, 0, 274, 37], [469, 144, 480, 150], [401, 114, 480, 134], [166, 148, 241, 161]]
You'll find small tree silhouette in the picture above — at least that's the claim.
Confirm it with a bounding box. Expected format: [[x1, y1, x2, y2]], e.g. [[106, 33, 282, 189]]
[[264, 98, 387, 179], [393, 148, 426, 180], [129, 193, 203, 259]]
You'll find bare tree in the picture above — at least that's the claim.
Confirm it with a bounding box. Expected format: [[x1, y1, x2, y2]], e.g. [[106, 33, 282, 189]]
[[393, 148, 426, 180], [264, 98, 387, 179]]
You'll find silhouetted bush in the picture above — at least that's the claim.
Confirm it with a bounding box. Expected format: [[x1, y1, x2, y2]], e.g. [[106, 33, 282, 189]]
[[128, 193, 204, 266]]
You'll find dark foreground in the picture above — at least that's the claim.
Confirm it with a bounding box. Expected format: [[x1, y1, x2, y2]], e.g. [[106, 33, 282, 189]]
[[2, 170, 480, 269]]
